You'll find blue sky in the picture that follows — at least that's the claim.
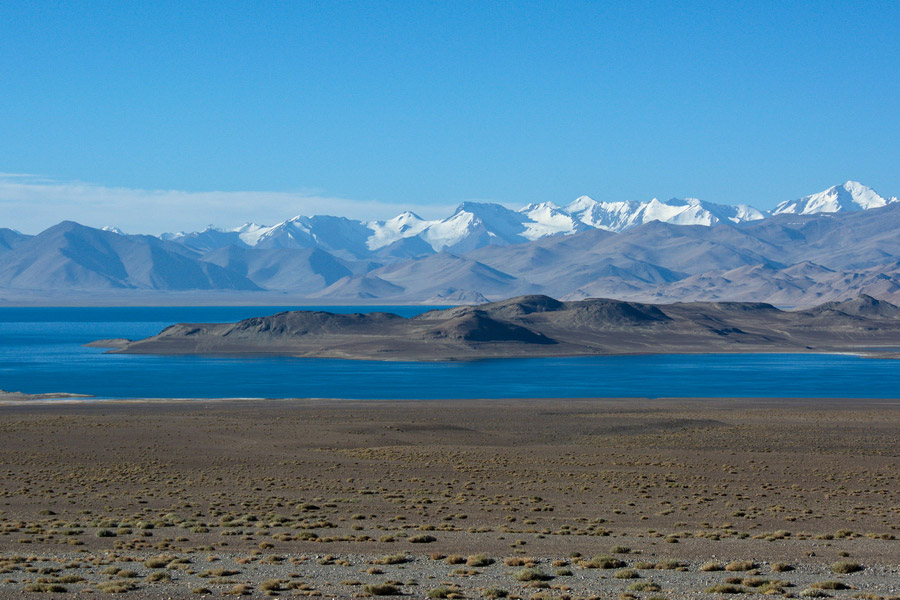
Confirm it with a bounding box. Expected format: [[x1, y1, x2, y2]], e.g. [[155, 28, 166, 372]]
[[1, 1, 899, 232]]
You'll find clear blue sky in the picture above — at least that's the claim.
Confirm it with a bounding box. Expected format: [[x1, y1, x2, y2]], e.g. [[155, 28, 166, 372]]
[[1, 0, 899, 230]]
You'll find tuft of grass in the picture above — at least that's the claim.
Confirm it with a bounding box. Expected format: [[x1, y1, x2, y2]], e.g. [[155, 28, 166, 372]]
[[480, 589, 507, 599], [24, 583, 68, 593], [375, 554, 409, 565], [223, 584, 251, 596], [582, 555, 626, 569], [700, 561, 723, 572], [408, 534, 436, 544], [800, 589, 832, 598], [512, 568, 550, 582], [771, 562, 793, 572], [831, 562, 864, 574], [614, 568, 640, 579], [610, 545, 632, 554], [811, 581, 851, 590], [259, 580, 283, 592], [628, 582, 660, 592], [143, 556, 173, 569], [725, 560, 756, 572], [503, 557, 535, 567], [97, 581, 138, 593], [466, 554, 493, 567], [427, 586, 462, 599], [191, 588, 212, 595], [446, 555, 466, 565], [363, 583, 401, 596]]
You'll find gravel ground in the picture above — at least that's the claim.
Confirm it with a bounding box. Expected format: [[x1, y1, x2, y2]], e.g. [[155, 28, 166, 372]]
[[1, 397, 899, 598]]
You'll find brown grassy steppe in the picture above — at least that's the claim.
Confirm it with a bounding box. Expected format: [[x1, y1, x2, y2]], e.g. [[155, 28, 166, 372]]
[[0, 397, 898, 598]]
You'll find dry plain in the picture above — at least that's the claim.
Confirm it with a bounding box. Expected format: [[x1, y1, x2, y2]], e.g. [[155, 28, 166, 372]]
[[0, 397, 898, 599]]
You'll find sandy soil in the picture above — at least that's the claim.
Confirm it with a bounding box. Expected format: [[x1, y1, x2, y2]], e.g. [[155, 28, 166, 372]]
[[0, 397, 898, 599]]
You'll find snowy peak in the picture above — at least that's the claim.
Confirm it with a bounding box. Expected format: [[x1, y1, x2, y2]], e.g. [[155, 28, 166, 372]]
[[518, 202, 587, 239], [158, 180, 894, 258], [773, 181, 897, 215], [661, 197, 766, 225], [565, 195, 600, 214], [564, 196, 645, 231], [229, 222, 269, 246], [366, 211, 429, 250], [563, 195, 765, 232]]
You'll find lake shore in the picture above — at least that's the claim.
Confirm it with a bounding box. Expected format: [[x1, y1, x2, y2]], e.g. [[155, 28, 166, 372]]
[[0, 397, 898, 598]]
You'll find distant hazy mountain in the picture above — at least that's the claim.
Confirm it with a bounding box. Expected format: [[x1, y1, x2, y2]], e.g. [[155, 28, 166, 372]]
[[200, 246, 353, 293], [3, 181, 900, 305], [0, 228, 30, 254], [0, 221, 259, 291]]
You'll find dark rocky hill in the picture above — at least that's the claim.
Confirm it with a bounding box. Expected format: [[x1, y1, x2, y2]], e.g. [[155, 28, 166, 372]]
[[103, 294, 900, 361]]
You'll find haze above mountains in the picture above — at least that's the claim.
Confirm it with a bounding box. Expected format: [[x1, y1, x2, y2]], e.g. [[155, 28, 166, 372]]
[[2, 181, 900, 306]]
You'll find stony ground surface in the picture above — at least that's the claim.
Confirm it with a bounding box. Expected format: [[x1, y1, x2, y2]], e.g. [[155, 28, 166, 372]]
[[0, 397, 899, 599]]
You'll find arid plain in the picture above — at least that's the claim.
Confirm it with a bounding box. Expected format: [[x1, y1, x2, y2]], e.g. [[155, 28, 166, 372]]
[[0, 397, 898, 599]]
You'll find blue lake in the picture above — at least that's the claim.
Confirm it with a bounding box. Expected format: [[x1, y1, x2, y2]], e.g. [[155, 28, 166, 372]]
[[1, 306, 899, 399]]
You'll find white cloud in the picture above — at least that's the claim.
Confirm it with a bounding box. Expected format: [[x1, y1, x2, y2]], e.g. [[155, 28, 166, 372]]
[[0, 175, 459, 235]]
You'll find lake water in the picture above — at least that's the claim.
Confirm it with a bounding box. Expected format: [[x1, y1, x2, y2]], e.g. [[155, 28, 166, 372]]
[[1, 306, 899, 400]]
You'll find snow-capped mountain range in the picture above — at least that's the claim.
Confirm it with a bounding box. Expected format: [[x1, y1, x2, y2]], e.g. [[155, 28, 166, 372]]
[[3, 180, 900, 307], [161, 181, 897, 258]]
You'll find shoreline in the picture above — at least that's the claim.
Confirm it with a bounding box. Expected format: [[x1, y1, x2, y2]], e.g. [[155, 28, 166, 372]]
[[3, 394, 900, 408], [101, 345, 900, 361]]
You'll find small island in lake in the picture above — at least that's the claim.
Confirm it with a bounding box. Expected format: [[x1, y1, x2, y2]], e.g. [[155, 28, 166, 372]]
[[96, 294, 900, 360]]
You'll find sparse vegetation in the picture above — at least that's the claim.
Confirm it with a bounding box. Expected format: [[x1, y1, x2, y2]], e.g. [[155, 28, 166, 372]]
[[375, 554, 409, 565], [364, 583, 401, 595], [513, 568, 551, 582], [811, 581, 851, 590], [614, 568, 640, 579], [466, 554, 493, 567], [24, 583, 67, 593], [629, 582, 660, 592], [0, 399, 896, 599], [831, 562, 864, 574], [581, 555, 626, 569]]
